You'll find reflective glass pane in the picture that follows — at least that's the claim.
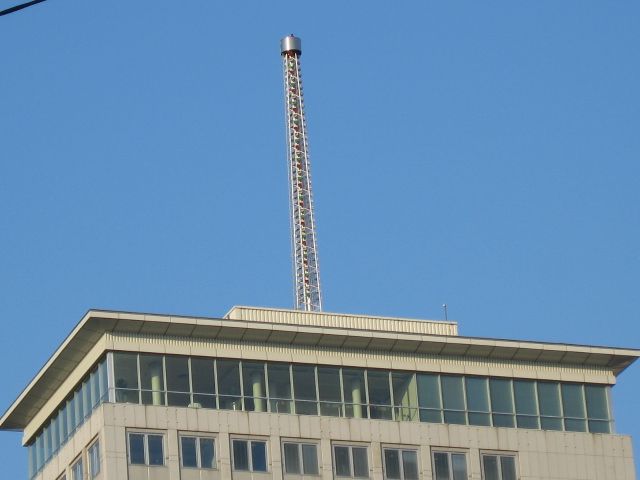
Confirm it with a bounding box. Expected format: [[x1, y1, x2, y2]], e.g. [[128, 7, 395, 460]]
[[233, 440, 248, 470], [384, 449, 400, 479], [268, 363, 292, 414], [367, 370, 391, 405], [166, 356, 190, 407], [468, 412, 491, 426], [402, 450, 419, 480], [89, 441, 101, 478], [441, 376, 465, 411], [243, 362, 266, 412], [114, 353, 138, 391], [302, 444, 319, 475], [451, 453, 467, 480], [537, 382, 561, 417], [129, 434, 145, 464], [352, 447, 368, 477], [417, 374, 441, 409], [540, 416, 563, 430], [393, 373, 418, 421], [514, 380, 537, 415], [293, 365, 317, 401], [585, 385, 609, 420], [564, 418, 587, 432], [191, 358, 215, 394], [343, 369, 367, 419], [284, 443, 300, 474], [200, 438, 215, 469], [444, 410, 467, 425], [589, 420, 611, 433], [489, 378, 514, 414], [420, 408, 442, 423], [181, 437, 197, 468], [482, 455, 499, 480], [318, 367, 341, 402], [334, 446, 351, 476], [251, 441, 267, 472], [140, 355, 165, 406], [433, 452, 449, 480], [516, 415, 539, 429], [492, 413, 515, 428], [148, 435, 164, 466], [72, 459, 83, 480], [501, 456, 517, 480], [561, 384, 586, 419], [217, 360, 241, 410], [466, 377, 489, 412]]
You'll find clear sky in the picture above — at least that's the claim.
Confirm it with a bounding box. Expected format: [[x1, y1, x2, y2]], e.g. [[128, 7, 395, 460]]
[[1, 0, 638, 477]]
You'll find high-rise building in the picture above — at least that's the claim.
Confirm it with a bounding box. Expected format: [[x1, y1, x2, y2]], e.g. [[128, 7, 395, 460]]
[[1, 306, 638, 479]]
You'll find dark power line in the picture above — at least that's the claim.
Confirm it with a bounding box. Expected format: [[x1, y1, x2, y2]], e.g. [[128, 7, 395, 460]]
[[0, 0, 48, 17]]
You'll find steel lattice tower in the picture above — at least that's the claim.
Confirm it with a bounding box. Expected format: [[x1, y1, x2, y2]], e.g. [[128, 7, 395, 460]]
[[281, 35, 322, 312]]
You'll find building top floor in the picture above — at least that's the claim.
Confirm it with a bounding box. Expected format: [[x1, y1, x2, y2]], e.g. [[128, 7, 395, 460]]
[[1, 307, 638, 442]]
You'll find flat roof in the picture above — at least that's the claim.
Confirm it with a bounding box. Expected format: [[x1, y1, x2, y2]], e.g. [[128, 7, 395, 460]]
[[1, 307, 638, 431]]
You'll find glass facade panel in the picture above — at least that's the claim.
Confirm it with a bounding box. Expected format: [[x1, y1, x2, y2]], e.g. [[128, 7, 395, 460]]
[[268, 363, 292, 414], [293, 365, 317, 415], [114, 352, 139, 403], [166, 356, 190, 407], [562, 384, 587, 432], [140, 354, 165, 406], [585, 385, 609, 420], [500, 456, 517, 480], [343, 369, 368, 419], [181, 437, 197, 467], [318, 367, 342, 416], [243, 361, 267, 412], [490, 378, 515, 427], [392, 372, 418, 421], [442, 376, 466, 425], [384, 449, 400, 479], [514, 380, 539, 429], [191, 358, 216, 408], [539, 380, 564, 430], [367, 370, 392, 420], [482, 455, 499, 480], [217, 360, 241, 410], [89, 441, 100, 478], [417, 374, 442, 423], [302, 444, 319, 475], [466, 377, 490, 426]]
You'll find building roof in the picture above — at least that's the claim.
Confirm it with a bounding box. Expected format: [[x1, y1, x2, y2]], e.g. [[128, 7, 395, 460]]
[[1, 307, 639, 432]]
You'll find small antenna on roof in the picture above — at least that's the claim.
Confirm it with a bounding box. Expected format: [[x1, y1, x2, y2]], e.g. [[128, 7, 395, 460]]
[[442, 304, 448, 321]]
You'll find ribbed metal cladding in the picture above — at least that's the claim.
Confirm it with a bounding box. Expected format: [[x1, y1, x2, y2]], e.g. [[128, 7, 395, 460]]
[[281, 35, 323, 311]]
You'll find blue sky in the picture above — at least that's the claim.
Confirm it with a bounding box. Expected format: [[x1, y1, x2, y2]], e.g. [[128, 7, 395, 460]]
[[1, 0, 638, 477]]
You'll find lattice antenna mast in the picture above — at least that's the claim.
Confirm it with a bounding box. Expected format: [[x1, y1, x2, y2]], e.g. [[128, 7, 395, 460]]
[[281, 35, 322, 312]]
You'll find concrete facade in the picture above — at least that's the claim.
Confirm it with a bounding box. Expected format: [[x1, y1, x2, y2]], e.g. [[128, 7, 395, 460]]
[[2, 308, 638, 480]]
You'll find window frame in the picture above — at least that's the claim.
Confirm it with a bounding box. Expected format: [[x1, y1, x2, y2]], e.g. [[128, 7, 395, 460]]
[[231, 437, 269, 473], [332, 443, 370, 479], [282, 440, 320, 476], [127, 431, 166, 467], [179, 434, 217, 469], [382, 446, 419, 480], [70, 455, 84, 480], [431, 449, 468, 480], [480, 451, 518, 480]]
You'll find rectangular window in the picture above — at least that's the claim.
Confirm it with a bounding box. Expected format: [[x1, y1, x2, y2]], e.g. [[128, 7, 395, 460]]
[[268, 363, 293, 414], [243, 361, 267, 412], [561, 384, 587, 432], [585, 385, 611, 433], [165, 356, 191, 407], [232, 439, 268, 472], [417, 374, 442, 423], [489, 378, 515, 428], [114, 352, 139, 404], [191, 357, 216, 409], [318, 367, 343, 416], [383, 448, 418, 480], [392, 372, 419, 422], [88, 440, 101, 478], [293, 365, 318, 415], [127, 432, 165, 466], [333, 444, 369, 478], [441, 376, 466, 425], [218, 360, 242, 410], [465, 377, 490, 426], [140, 354, 165, 406], [432, 451, 467, 480], [283, 442, 319, 475], [71, 457, 83, 480], [343, 369, 368, 419], [367, 370, 393, 420], [481, 453, 517, 480], [537, 382, 562, 430], [180, 436, 216, 469], [513, 380, 539, 429]]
